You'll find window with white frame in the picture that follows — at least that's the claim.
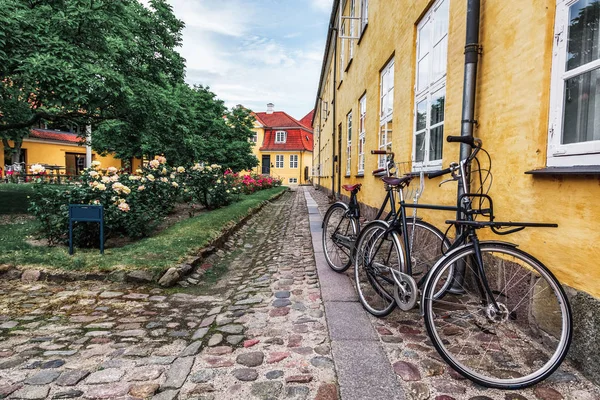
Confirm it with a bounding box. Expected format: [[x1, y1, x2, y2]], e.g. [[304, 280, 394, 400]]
[[358, 94, 367, 174], [290, 154, 298, 168], [250, 133, 258, 143], [275, 131, 287, 143], [275, 155, 284, 168], [340, 21, 346, 80], [349, 0, 356, 60], [549, 0, 600, 166], [346, 111, 353, 175], [379, 58, 394, 167], [413, 0, 449, 171], [360, 0, 368, 32], [289, 178, 298, 184]]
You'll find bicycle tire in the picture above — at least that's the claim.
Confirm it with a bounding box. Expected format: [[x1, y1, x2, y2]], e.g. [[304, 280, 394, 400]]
[[422, 243, 572, 389], [322, 203, 358, 272], [354, 221, 404, 316], [402, 218, 453, 299]]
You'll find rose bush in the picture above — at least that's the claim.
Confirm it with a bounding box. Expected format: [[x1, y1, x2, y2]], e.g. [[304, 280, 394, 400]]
[[28, 159, 282, 247]]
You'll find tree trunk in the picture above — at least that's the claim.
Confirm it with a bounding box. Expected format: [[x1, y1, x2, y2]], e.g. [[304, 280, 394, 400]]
[[10, 140, 23, 164]]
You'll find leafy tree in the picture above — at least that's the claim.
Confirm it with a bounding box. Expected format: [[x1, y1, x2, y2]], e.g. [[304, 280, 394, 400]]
[[0, 0, 185, 162]]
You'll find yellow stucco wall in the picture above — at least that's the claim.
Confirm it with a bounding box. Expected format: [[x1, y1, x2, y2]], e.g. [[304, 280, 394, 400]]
[[314, 0, 600, 298], [2, 139, 129, 173]]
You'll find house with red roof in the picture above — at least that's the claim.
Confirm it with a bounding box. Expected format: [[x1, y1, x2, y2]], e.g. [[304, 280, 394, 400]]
[[1, 127, 139, 177], [250, 104, 314, 185]]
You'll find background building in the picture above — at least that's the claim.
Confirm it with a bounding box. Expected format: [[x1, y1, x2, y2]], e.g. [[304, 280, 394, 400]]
[[250, 104, 314, 186], [313, 0, 600, 383]]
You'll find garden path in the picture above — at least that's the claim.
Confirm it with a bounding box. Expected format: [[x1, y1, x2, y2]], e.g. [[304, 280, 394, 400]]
[[0, 190, 336, 399]]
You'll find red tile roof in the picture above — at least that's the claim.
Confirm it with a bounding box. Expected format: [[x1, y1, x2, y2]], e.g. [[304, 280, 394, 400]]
[[299, 110, 315, 129], [29, 129, 83, 144], [260, 128, 313, 152], [254, 111, 304, 129]]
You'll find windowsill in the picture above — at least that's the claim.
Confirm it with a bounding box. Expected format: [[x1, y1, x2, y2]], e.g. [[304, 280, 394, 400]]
[[357, 24, 368, 45], [344, 174, 351, 178], [355, 173, 365, 178], [525, 166, 600, 175], [345, 58, 353, 73]]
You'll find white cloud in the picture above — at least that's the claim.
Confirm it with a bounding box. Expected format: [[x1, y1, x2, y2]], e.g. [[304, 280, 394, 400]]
[[311, 0, 334, 13]]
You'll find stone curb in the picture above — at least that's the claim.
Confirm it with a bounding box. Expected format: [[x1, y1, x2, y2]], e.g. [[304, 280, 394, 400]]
[[0, 188, 289, 286]]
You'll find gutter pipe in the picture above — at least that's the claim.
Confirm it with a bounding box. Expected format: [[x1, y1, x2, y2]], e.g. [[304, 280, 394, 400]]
[[450, 0, 481, 293]]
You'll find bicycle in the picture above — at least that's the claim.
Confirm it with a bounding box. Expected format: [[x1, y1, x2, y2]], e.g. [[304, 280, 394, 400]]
[[322, 151, 449, 280], [354, 135, 572, 389]]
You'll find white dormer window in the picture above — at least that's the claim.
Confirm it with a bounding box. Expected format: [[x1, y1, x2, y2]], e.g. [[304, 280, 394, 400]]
[[275, 131, 287, 143]]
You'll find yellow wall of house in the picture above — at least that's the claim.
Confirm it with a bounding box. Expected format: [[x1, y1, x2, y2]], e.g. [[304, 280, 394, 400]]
[[2, 140, 127, 173], [314, 0, 600, 298], [261, 151, 312, 185]]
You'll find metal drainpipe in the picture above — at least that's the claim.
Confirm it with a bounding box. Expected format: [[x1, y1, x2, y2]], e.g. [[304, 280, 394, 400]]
[[317, 98, 322, 189], [449, 0, 481, 293], [331, 25, 338, 198]]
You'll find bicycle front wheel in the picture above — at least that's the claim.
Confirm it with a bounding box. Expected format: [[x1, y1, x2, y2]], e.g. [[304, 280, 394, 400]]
[[422, 243, 572, 389], [322, 203, 358, 272], [354, 221, 404, 317], [402, 218, 453, 298]]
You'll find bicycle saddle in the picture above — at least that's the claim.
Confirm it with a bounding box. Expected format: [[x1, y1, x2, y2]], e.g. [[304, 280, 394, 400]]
[[342, 184, 362, 192], [382, 176, 411, 187]]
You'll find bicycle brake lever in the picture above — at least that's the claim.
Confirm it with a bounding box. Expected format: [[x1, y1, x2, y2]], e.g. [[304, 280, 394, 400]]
[[439, 177, 458, 187]]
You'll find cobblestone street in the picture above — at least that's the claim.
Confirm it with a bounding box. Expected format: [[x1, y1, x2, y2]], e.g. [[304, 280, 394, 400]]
[[1, 187, 600, 400], [0, 190, 335, 400]]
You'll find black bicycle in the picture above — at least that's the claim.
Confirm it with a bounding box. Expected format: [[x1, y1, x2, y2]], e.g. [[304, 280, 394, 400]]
[[354, 136, 572, 389], [322, 151, 450, 281]]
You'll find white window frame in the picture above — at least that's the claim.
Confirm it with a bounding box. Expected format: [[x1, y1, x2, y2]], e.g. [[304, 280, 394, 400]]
[[251, 132, 258, 143], [412, 0, 449, 171], [290, 154, 298, 168], [349, 0, 356, 60], [275, 154, 284, 168], [548, 0, 600, 166], [358, 94, 366, 174], [360, 0, 368, 32], [340, 20, 346, 80], [289, 177, 298, 184], [379, 58, 395, 167], [275, 131, 287, 143], [346, 111, 353, 175]]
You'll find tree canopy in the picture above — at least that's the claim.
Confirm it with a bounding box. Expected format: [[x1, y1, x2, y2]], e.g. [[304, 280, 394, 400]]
[[0, 0, 258, 171]]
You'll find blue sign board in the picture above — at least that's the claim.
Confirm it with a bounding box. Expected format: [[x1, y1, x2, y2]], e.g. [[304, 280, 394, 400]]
[[69, 205, 104, 255]]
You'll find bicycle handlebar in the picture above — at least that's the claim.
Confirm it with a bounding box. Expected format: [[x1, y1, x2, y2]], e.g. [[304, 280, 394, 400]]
[[427, 167, 452, 179]]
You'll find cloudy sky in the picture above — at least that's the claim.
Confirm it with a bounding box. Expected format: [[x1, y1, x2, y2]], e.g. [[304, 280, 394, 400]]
[[149, 0, 334, 120]]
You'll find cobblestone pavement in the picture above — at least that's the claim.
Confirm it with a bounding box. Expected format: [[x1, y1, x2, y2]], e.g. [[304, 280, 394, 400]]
[[0, 189, 337, 400], [310, 186, 600, 400]]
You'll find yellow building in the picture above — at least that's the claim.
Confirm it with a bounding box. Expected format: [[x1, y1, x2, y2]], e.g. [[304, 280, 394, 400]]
[[313, 0, 600, 380], [1, 128, 140, 178], [250, 104, 314, 186]]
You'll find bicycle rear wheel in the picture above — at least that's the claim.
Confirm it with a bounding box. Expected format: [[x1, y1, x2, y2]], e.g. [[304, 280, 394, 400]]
[[354, 221, 404, 317], [322, 203, 358, 272], [422, 243, 572, 389]]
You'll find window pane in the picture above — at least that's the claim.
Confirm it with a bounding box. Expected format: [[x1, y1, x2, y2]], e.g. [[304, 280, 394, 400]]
[[417, 55, 430, 92], [415, 132, 426, 162], [563, 67, 600, 144], [432, 37, 448, 79], [416, 100, 427, 131], [567, 0, 600, 71], [431, 88, 446, 125], [434, 0, 449, 41], [430, 126, 444, 161], [418, 21, 431, 59]]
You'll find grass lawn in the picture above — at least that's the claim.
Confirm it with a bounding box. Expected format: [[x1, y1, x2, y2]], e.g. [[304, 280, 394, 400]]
[[0, 186, 287, 275], [0, 184, 35, 214]]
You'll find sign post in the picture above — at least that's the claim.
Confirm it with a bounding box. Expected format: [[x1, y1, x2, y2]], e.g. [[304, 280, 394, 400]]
[[69, 205, 104, 255]]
